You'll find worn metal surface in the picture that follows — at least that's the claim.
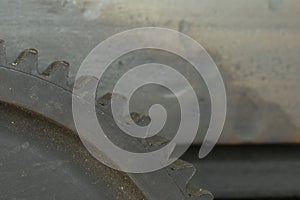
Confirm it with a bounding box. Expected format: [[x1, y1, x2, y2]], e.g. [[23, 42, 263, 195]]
[[1, 0, 299, 144], [0, 102, 145, 200], [0, 1, 299, 199], [0, 41, 211, 199]]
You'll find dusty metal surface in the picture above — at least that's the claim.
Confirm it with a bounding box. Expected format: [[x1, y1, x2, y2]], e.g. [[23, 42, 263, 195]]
[[1, 0, 299, 144], [0, 1, 299, 199], [0, 40, 212, 199], [0, 102, 145, 200]]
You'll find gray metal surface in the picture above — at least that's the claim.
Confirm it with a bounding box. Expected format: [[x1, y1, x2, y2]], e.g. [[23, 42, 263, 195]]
[[0, 41, 211, 199], [0, 102, 145, 200], [1, 0, 299, 144], [1, 0, 300, 199]]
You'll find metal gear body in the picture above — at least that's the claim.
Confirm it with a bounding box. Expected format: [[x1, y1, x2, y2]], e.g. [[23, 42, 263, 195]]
[[0, 39, 212, 200]]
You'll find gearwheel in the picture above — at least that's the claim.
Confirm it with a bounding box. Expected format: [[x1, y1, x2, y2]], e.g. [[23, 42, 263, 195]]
[[0, 39, 212, 200]]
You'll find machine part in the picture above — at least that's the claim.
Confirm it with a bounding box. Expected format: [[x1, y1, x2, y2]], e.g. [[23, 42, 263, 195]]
[[0, 39, 212, 200], [0, 101, 144, 200], [2, 0, 300, 145]]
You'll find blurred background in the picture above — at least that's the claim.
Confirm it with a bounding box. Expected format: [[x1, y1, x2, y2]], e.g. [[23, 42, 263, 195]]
[[1, 0, 300, 199]]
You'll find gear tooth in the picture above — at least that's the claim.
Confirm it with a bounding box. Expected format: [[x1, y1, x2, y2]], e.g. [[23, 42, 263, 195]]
[[168, 160, 198, 196], [73, 75, 99, 102], [42, 60, 69, 76], [186, 184, 214, 199], [97, 92, 112, 106], [168, 160, 213, 199], [146, 135, 169, 147], [67, 76, 75, 89], [169, 160, 195, 183], [42, 60, 70, 87], [11, 48, 38, 73], [0, 39, 7, 66]]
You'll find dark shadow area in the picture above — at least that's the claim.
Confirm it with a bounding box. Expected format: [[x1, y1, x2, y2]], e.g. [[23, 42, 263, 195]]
[[183, 145, 300, 199]]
